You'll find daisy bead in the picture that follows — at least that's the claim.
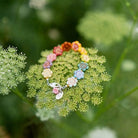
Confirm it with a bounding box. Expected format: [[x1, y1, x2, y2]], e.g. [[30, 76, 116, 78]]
[[42, 69, 53, 78], [43, 60, 52, 69], [74, 69, 84, 80], [61, 42, 72, 51], [81, 55, 90, 62], [78, 62, 89, 71], [47, 53, 56, 62], [72, 41, 82, 52], [67, 77, 78, 87], [79, 47, 87, 55], [53, 46, 63, 56]]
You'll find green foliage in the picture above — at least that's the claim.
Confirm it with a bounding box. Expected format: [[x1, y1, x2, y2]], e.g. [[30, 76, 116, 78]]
[[0, 0, 137, 137], [0, 46, 26, 95], [78, 11, 130, 48], [26, 48, 110, 117]]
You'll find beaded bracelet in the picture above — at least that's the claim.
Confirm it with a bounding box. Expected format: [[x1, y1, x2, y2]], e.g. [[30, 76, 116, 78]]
[[42, 41, 90, 100]]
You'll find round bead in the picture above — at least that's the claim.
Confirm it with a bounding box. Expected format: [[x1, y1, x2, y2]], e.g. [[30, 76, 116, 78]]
[[67, 77, 78, 87], [78, 62, 89, 71], [53, 87, 60, 94], [42, 69, 53, 78], [74, 69, 84, 80], [47, 53, 56, 62]]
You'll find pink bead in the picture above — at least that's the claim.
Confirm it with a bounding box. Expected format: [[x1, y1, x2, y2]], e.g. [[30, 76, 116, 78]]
[[47, 53, 56, 62], [53, 87, 59, 94]]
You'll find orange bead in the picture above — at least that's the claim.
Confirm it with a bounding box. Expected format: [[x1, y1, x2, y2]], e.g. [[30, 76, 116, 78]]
[[61, 42, 72, 51], [72, 41, 82, 52]]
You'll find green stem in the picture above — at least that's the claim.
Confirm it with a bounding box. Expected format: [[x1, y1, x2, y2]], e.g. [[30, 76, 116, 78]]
[[102, 0, 138, 101], [123, 0, 137, 20], [112, 21, 136, 82], [12, 88, 36, 110], [50, 120, 80, 137], [93, 87, 138, 122], [103, 18, 137, 101], [76, 111, 91, 123], [12, 88, 80, 136]]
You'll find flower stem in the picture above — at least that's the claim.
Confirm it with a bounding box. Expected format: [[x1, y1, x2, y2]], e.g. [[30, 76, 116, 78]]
[[103, 17, 137, 101], [93, 86, 138, 122], [50, 119, 81, 137], [112, 21, 136, 82], [12, 88, 36, 110]]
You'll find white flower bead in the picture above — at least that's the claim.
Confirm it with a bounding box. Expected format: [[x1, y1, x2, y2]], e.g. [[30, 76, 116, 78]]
[[42, 69, 53, 78]]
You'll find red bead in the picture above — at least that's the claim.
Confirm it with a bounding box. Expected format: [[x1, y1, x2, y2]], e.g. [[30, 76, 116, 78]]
[[53, 46, 63, 56]]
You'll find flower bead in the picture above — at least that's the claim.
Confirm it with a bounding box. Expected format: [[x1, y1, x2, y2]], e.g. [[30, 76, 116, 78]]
[[81, 55, 90, 62], [42, 69, 53, 78], [78, 62, 89, 71], [53, 46, 63, 56], [79, 47, 87, 55], [53, 87, 60, 94], [43, 60, 52, 69], [67, 77, 78, 87], [47, 53, 56, 62], [72, 41, 82, 52], [61, 41, 72, 51], [74, 69, 84, 80]]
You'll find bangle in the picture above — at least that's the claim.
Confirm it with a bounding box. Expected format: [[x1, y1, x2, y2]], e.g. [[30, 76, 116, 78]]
[[42, 41, 90, 100]]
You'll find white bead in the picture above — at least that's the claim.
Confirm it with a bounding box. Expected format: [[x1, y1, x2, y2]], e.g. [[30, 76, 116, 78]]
[[56, 91, 63, 100]]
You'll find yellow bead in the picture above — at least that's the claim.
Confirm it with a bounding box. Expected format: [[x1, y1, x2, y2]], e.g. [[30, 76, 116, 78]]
[[79, 47, 87, 55], [81, 55, 90, 62]]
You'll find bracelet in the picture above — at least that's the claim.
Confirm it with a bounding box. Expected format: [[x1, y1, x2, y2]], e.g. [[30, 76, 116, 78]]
[[42, 41, 90, 100]]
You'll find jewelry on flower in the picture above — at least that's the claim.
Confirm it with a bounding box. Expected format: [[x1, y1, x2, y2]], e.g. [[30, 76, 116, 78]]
[[42, 41, 89, 100]]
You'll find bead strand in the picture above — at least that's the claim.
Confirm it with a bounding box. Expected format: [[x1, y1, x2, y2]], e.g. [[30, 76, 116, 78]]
[[42, 41, 90, 100]]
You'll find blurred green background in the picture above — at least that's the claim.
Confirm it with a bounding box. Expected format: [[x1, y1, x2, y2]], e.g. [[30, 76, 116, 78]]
[[0, 0, 137, 138]]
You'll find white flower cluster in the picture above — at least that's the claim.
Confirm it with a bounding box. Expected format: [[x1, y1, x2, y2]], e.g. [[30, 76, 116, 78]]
[[29, 0, 47, 10], [83, 127, 117, 138], [36, 108, 58, 121], [121, 59, 136, 72], [0, 46, 26, 95]]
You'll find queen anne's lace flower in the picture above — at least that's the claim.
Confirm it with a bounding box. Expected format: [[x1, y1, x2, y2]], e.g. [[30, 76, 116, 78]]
[[26, 48, 110, 117], [78, 11, 130, 48], [36, 108, 57, 121], [84, 127, 117, 138], [0, 46, 26, 95], [121, 59, 136, 72], [29, 0, 47, 10]]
